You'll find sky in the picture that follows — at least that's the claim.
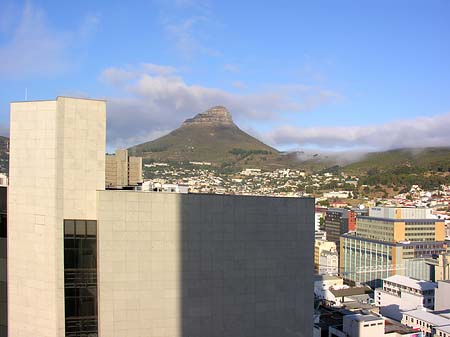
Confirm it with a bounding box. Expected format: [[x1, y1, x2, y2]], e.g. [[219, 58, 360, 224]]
[[0, 0, 450, 152]]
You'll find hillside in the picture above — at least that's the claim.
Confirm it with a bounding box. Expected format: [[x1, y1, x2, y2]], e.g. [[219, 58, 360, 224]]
[[343, 147, 450, 174], [129, 106, 301, 171]]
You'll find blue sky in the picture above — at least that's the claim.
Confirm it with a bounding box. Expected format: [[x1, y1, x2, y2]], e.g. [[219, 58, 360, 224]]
[[1, 0, 450, 151]]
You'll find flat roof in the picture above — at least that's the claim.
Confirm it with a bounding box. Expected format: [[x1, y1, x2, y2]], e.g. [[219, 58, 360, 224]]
[[435, 325, 450, 333], [403, 309, 450, 326], [358, 216, 440, 223], [383, 275, 437, 291], [347, 314, 382, 322], [10, 96, 106, 103]]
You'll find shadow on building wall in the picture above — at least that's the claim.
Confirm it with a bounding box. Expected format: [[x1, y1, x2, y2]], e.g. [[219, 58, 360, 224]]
[[179, 194, 314, 337]]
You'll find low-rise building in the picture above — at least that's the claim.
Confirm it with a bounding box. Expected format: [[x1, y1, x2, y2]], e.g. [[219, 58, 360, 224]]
[[375, 275, 437, 321], [315, 239, 337, 273], [402, 308, 450, 337], [435, 280, 450, 311]]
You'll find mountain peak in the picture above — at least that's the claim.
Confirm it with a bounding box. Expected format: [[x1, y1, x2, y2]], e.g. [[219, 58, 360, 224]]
[[182, 106, 233, 127]]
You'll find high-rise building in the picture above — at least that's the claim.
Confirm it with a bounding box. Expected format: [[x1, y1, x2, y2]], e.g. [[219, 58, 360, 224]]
[[105, 149, 143, 188], [8, 97, 315, 337], [0, 186, 6, 337], [324, 208, 356, 245], [340, 207, 447, 287]]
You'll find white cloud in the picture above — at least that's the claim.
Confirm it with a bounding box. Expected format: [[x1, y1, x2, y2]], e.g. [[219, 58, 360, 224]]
[[267, 112, 450, 150], [0, 2, 99, 78], [100, 63, 341, 149]]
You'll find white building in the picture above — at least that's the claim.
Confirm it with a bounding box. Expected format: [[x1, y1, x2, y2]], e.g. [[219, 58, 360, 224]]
[[319, 250, 338, 275], [375, 275, 437, 321], [402, 308, 450, 337], [369, 207, 435, 219], [435, 280, 450, 311], [0, 173, 7, 186]]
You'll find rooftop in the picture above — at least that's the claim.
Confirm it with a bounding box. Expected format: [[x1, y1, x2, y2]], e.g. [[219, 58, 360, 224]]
[[383, 275, 437, 291], [347, 314, 382, 322], [435, 325, 450, 333], [403, 309, 450, 326]]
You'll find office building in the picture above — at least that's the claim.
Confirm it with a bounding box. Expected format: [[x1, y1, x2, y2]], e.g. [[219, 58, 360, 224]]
[[8, 97, 315, 337], [105, 149, 142, 188], [324, 208, 356, 245], [375, 275, 436, 321], [340, 207, 447, 287], [0, 187, 6, 337]]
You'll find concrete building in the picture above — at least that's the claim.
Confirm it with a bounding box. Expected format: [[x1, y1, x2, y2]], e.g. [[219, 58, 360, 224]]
[[315, 307, 424, 337], [0, 187, 6, 337], [105, 149, 142, 188], [369, 207, 434, 220], [402, 308, 450, 337], [340, 208, 447, 287], [8, 97, 315, 337], [324, 208, 356, 245], [315, 239, 337, 273], [375, 275, 437, 321], [319, 249, 339, 276], [435, 280, 450, 311]]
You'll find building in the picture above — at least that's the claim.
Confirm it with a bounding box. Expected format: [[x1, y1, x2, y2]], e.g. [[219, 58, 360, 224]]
[[324, 208, 356, 245], [435, 280, 450, 311], [319, 249, 339, 276], [0, 187, 6, 337], [315, 239, 337, 273], [315, 230, 327, 241], [8, 97, 315, 337], [340, 207, 447, 287], [0, 174, 7, 187], [315, 207, 327, 231], [401, 308, 450, 337], [369, 207, 434, 220], [314, 306, 424, 337], [105, 149, 143, 188], [375, 275, 437, 321]]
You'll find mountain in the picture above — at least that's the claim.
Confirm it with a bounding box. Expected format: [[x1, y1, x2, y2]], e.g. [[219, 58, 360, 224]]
[[343, 147, 450, 174], [129, 106, 299, 170]]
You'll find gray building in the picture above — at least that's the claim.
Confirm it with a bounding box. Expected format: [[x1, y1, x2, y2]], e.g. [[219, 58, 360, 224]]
[[0, 187, 6, 337], [8, 97, 315, 337]]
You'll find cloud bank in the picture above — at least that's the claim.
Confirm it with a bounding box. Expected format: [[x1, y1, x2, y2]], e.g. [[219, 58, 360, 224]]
[[100, 63, 341, 149], [267, 112, 450, 150]]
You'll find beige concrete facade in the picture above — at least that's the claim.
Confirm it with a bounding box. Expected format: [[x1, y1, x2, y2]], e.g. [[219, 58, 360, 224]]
[[97, 191, 314, 337], [105, 149, 142, 188], [8, 97, 105, 337], [8, 96, 314, 337]]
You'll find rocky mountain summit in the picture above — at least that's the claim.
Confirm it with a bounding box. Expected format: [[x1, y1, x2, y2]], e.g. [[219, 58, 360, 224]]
[[182, 106, 233, 127]]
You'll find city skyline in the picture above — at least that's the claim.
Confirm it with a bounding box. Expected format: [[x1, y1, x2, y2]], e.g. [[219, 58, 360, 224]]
[[0, 0, 450, 152]]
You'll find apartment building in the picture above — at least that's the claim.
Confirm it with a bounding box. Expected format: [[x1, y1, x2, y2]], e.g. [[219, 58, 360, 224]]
[[8, 97, 315, 337], [375, 275, 436, 321]]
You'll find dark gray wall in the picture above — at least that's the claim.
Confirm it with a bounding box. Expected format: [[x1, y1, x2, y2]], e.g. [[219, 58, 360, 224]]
[[180, 194, 314, 337], [0, 186, 7, 337]]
